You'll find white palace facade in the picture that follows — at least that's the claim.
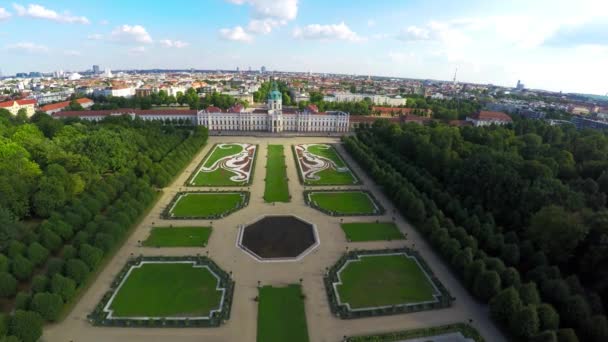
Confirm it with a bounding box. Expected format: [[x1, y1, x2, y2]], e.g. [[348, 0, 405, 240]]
[[55, 83, 350, 133]]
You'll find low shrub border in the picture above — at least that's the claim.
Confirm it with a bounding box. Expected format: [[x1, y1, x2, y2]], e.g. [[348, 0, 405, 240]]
[[87, 255, 235, 328], [324, 248, 453, 319], [346, 323, 484, 342], [291, 143, 362, 186], [161, 191, 250, 220], [304, 190, 385, 217], [185, 143, 259, 187]]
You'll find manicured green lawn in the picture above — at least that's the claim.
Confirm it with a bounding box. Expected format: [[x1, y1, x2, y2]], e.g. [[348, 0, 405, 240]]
[[309, 191, 378, 215], [192, 168, 247, 186], [264, 145, 290, 202], [307, 144, 345, 167], [257, 285, 309, 342], [340, 222, 404, 242], [142, 227, 212, 247], [170, 193, 244, 218], [204, 144, 243, 167], [305, 168, 357, 185], [110, 263, 223, 317], [336, 255, 436, 309]]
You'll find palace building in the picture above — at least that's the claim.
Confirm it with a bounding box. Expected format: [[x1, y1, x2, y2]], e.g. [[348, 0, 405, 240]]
[[55, 83, 350, 133]]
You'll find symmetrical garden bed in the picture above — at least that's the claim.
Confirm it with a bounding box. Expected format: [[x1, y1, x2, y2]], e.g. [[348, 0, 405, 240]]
[[88, 256, 234, 327], [304, 190, 384, 216], [264, 145, 290, 202], [188, 143, 257, 186], [142, 226, 212, 247], [293, 144, 359, 185], [340, 222, 404, 242], [163, 191, 249, 219], [257, 285, 310, 342], [324, 249, 452, 319]]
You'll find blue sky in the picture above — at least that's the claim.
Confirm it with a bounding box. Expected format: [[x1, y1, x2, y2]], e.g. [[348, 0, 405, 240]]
[[1, 0, 607, 94]]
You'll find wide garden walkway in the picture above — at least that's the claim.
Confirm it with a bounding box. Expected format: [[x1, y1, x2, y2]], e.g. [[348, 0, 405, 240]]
[[44, 136, 505, 342]]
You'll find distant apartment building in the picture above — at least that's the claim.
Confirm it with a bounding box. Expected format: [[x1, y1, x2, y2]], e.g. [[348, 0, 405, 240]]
[[135, 88, 153, 97], [371, 106, 432, 117], [571, 115, 608, 130], [221, 91, 253, 104], [40, 98, 94, 114], [34, 89, 75, 105], [466, 111, 512, 126], [0, 99, 37, 117], [94, 86, 135, 98], [324, 93, 407, 106]]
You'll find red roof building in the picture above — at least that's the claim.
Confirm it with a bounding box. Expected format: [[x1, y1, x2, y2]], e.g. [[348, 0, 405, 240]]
[[0, 99, 37, 117], [466, 111, 512, 126], [40, 98, 94, 114]]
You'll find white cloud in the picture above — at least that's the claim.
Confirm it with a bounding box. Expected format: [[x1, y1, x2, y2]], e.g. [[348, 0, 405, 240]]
[[159, 39, 190, 48], [293, 22, 363, 42], [223, 0, 297, 37], [0, 7, 11, 20], [64, 50, 82, 56], [110, 25, 153, 44], [87, 33, 103, 40], [247, 19, 282, 34], [388, 51, 416, 63], [128, 46, 146, 54], [226, 0, 298, 21], [99, 19, 109, 25], [397, 26, 433, 41], [12, 3, 89, 24], [367, 19, 376, 28], [6, 42, 48, 53], [219, 26, 253, 42]]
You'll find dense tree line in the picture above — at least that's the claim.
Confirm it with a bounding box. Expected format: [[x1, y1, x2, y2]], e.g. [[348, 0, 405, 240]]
[[344, 119, 608, 342], [0, 109, 208, 341], [404, 94, 481, 120], [90, 88, 244, 111]]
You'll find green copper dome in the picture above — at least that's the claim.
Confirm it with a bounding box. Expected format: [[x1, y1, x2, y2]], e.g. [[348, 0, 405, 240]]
[[268, 82, 282, 101]]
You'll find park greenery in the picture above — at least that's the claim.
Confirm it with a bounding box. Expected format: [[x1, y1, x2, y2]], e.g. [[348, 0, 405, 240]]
[[190, 143, 253, 186], [167, 192, 247, 219], [257, 285, 309, 342], [109, 262, 223, 318], [0, 108, 208, 341], [345, 118, 608, 341], [307, 191, 380, 216], [89, 88, 246, 111], [336, 254, 437, 309], [339, 222, 404, 242], [264, 145, 290, 203], [142, 227, 212, 248]]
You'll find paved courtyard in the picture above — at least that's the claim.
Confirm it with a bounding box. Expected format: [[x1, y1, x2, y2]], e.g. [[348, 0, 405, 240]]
[[43, 136, 505, 342]]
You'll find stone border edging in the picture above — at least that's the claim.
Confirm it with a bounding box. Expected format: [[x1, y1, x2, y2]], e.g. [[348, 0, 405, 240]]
[[87, 255, 235, 328], [304, 189, 385, 217], [162, 191, 250, 220], [324, 248, 453, 319]]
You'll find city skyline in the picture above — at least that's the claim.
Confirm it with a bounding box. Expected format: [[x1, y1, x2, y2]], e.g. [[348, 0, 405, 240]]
[[1, 0, 607, 94]]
